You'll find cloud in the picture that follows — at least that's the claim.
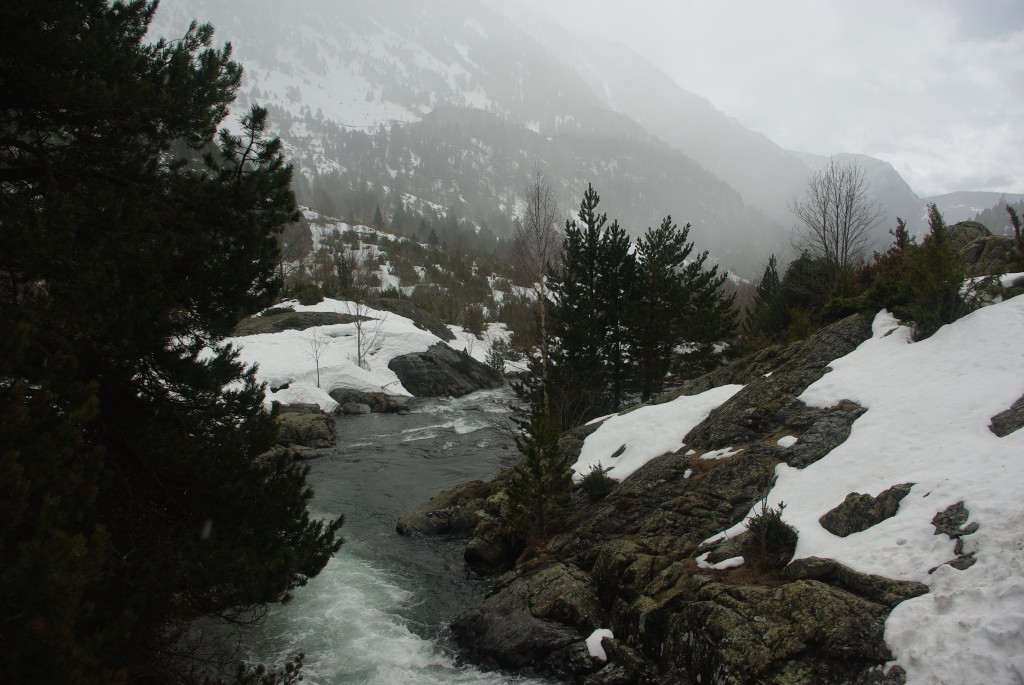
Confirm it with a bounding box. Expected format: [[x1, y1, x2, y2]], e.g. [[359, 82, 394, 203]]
[[510, 0, 1024, 195]]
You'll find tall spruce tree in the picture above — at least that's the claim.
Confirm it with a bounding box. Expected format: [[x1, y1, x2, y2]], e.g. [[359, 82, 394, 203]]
[[548, 184, 608, 427], [631, 217, 735, 399], [598, 220, 636, 410], [0, 3, 342, 682]]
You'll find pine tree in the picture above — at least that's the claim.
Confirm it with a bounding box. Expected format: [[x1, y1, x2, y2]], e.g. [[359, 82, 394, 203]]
[[548, 184, 608, 426], [0, 3, 342, 681], [598, 220, 636, 410], [631, 217, 735, 399], [505, 389, 572, 546], [907, 204, 968, 338]]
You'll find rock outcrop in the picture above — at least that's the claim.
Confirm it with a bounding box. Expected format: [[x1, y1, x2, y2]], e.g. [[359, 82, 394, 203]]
[[399, 315, 933, 683], [232, 309, 361, 336], [388, 342, 503, 397], [328, 388, 410, 414], [275, 403, 336, 449], [819, 483, 913, 537]]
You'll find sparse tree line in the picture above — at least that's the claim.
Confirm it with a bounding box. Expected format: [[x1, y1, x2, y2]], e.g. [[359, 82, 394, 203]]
[[505, 159, 1024, 548]]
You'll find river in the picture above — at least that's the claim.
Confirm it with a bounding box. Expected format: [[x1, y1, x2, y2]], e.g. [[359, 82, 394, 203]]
[[237, 388, 550, 684]]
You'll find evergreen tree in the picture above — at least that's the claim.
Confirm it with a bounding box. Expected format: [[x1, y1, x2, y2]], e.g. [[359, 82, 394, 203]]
[[505, 381, 572, 546], [598, 220, 636, 410], [907, 204, 968, 338], [0, 3, 342, 681], [631, 217, 734, 400], [548, 184, 608, 426]]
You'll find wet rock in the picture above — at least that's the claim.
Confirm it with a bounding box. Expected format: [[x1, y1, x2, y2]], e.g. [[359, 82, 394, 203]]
[[396, 480, 494, 536], [329, 388, 410, 414], [451, 562, 604, 677], [819, 483, 913, 537], [388, 343, 503, 397], [989, 393, 1024, 437], [275, 403, 336, 448]]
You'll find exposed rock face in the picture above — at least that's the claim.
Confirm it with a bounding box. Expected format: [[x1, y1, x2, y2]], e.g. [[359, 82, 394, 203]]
[[388, 343, 503, 397], [403, 314, 924, 683], [396, 479, 495, 536], [682, 315, 872, 449], [328, 388, 410, 414], [819, 483, 913, 537], [989, 393, 1024, 437], [233, 310, 361, 336], [275, 403, 336, 448], [961, 235, 1017, 271], [370, 297, 455, 342]]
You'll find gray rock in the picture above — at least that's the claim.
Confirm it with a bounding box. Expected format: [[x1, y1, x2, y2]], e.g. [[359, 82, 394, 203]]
[[396, 480, 494, 536], [275, 403, 336, 448], [989, 393, 1024, 437], [329, 388, 409, 414], [961, 235, 1017, 271], [819, 483, 913, 537], [664, 578, 894, 685], [683, 315, 872, 449], [947, 220, 991, 247], [340, 401, 372, 415], [451, 561, 604, 677], [784, 401, 867, 468], [784, 557, 928, 608], [369, 297, 455, 341], [388, 342, 503, 397], [233, 310, 360, 336]]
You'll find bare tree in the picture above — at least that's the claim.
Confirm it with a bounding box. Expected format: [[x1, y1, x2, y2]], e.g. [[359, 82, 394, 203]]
[[305, 328, 330, 388], [514, 165, 562, 407], [344, 301, 387, 369], [791, 157, 883, 278]]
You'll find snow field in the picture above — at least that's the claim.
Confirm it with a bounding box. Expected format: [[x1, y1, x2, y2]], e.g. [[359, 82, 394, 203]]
[[572, 297, 1024, 684]]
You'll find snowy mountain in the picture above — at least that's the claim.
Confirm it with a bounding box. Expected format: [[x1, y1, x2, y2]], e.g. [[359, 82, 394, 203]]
[[151, 0, 942, 275]]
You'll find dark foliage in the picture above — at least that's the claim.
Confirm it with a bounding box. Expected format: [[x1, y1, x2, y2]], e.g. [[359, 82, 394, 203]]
[[0, 3, 341, 681]]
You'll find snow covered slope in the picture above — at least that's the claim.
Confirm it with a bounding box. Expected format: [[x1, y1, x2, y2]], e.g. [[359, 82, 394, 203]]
[[573, 296, 1024, 684]]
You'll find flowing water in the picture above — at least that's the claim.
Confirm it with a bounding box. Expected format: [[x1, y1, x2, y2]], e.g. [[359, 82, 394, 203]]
[[237, 389, 549, 685]]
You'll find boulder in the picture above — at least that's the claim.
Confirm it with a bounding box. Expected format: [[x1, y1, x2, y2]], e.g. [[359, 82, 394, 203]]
[[396, 479, 494, 536], [328, 388, 409, 414], [960, 234, 1017, 272], [947, 220, 991, 247], [451, 561, 604, 678], [275, 403, 336, 448], [819, 483, 913, 537], [783, 401, 866, 468], [339, 401, 372, 415], [388, 342, 503, 397], [989, 393, 1024, 437], [784, 557, 928, 607]]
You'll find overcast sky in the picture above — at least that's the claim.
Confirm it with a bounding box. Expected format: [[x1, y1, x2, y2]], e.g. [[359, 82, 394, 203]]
[[512, 0, 1024, 197]]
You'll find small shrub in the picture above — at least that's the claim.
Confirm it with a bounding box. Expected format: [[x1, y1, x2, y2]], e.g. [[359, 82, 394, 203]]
[[291, 281, 324, 306], [579, 464, 616, 502], [743, 498, 798, 569]]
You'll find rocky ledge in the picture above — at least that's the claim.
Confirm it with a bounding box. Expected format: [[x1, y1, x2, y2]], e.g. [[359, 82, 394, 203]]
[[399, 315, 948, 684], [388, 342, 504, 397]]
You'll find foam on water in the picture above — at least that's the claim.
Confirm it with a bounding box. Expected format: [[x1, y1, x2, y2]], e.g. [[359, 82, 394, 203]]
[[245, 543, 544, 685]]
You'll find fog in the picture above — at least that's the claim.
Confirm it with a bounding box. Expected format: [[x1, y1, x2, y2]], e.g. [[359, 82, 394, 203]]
[[506, 0, 1024, 196]]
